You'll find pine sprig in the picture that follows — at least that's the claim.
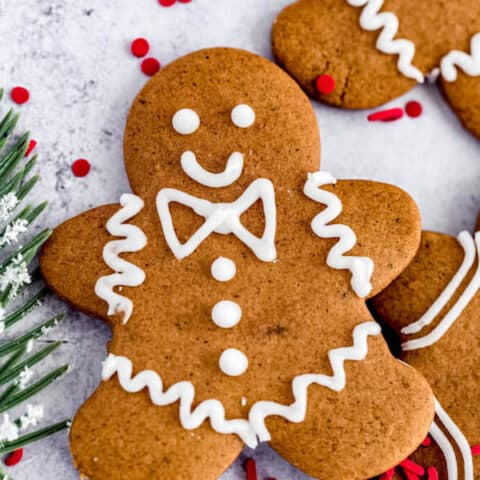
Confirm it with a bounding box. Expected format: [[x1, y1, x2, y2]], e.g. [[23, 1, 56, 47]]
[[0, 89, 71, 471]]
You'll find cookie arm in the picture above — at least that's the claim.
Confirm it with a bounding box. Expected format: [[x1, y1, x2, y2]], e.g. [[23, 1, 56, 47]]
[[322, 179, 422, 298], [40, 204, 120, 321]]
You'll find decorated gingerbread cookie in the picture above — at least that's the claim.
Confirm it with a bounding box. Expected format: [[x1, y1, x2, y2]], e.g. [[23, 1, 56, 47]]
[[371, 215, 480, 479], [39, 47, 434, 479], [272, 0, 480, 138]]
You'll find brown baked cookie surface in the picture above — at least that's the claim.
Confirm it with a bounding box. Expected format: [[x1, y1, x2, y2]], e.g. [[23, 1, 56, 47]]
[[272, 0, 480, 139], [371, 224, 480, 479], [40, 48, 434, 480]]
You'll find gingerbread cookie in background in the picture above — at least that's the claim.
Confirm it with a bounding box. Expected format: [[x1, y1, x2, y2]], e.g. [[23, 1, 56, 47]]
[[39, 47, 434, 480], [371, 213, 480, 480], [272, 0, 480, 138]]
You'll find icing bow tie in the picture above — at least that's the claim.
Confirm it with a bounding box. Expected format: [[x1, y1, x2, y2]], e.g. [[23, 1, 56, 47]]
[[156, 178, 277, 262]]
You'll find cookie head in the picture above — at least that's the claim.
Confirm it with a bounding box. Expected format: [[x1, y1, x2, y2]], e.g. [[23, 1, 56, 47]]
[[124, 47, 320, 201]]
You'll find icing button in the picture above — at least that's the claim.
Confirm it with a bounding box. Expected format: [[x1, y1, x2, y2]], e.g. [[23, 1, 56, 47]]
[[219, 348, 248, 376], [211, 300, 242, 328], [211, 257, 236, 282]]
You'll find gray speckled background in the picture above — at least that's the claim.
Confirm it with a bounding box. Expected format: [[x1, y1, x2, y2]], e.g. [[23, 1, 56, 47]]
[[0, 0, 479, 479]]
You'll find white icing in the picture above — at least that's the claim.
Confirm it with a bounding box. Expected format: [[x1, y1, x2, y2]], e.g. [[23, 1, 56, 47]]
[[211, 257, 236, 282], [402, 231, 480, 351], [211, 300, 242, 328], [231, 104, 255, 128], [172, 108, 200, 135], [346, 0, 424, 83], [304, 171, 374, 298], [180, 151, 244, 188], [102, 320, 380, 447], [441, 33, 480, 82], [94, 194, 147, 324], [430, 421, 458, 480], [433, 398, 473, 480], [156, 178, 277, 262], [219, 348, 249, 376]]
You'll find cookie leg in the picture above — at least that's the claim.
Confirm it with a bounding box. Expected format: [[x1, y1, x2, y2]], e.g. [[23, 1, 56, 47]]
[[441, 73, 480, 140], [70, 380, 243, 480], [272, 0, 416, 108], [265, 335, 434, 480]]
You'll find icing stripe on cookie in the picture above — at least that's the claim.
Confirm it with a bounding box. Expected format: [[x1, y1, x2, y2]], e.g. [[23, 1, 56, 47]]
[[402, 231, 480, 351], [95, 194, 147, 324], [304, 171, 374, 298], [430, 421, 458, 480], [102, 321, 381, 447], [346, 0, 424, 83], [441, 33, 480, 82], [434, 398, 474, 480]]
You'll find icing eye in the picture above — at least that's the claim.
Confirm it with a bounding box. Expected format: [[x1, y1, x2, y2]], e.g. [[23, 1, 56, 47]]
[[172, 108, 200, 135], [231, 104, 255, 128]]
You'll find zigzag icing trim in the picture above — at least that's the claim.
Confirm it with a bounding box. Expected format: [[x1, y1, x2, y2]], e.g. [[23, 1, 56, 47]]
[[304, 171, 374, 298], [102, 321, 381, 448], [440, 33, 480, 82], [346, 0, 424, 83], [95, 194, 147, 324]]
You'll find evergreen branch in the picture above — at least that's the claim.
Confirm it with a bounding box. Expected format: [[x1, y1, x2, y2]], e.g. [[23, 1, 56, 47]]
[[3, 288, 46, 330], [0, 365, 69, 413], [0, 342, 62, 386], [0, 348, 26, 380], [0, 313, 65, 358], [0, 419, 71, 455]]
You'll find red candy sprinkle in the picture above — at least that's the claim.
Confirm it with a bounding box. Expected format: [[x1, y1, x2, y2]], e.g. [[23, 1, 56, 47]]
[[131, 38, 150, 58], [25, 139, 37, 157], [367, 108, 404, 122], [72, 159, 91, 177], [5, 448, 23, 466], [427, 466, 439, 480], [404, 471, 420, 480], [421, 436, 432, 447], [245, 458, 257, 480], [406, 100, 423, 118], [379, 468, 395, 480], [10, 86, 30, 105], [400, 458, 425, 476], [159, 0, 176, 6], [141, 57, 161, 76], [315, 74, 336, 94], [471, 444, 480, 456]]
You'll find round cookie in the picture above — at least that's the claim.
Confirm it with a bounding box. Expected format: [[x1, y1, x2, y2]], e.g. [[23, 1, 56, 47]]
[[40, 48, 434, 479], [272, 0, 480, 139], [371, 219, 480, 479]]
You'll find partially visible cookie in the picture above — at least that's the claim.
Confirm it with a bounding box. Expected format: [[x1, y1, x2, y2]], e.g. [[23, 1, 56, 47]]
[[371, 220, 480, 479], [272, 0, 480, 139]]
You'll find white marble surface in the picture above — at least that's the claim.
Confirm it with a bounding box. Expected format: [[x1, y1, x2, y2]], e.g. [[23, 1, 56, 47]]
[[0, 0, 479, 479]]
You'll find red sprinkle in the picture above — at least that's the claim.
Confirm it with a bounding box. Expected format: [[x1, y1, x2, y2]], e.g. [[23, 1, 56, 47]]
[[25, 139, 37, 157], [245, 458, 257, 480], [471, 444, 480, 456], [131, 38, 150, 58], [72, 159, 91, 177], [141, 57, 161, 76], [315, 74, 336, 94], [5, 448, 23, 467], [159, 0, 176, 6], [405, 100, 423, 118], [400, 458, 425, 476], [421, 436, 432, 447], [427, 466, 439, 480], [367, 108, 404, 122], [10, 87, 30, 105], [379, 468, 395, 480], [404, 471, 420, 480]]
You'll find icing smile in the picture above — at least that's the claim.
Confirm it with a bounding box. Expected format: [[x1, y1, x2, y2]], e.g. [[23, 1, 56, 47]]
[[180, 150, 244, 188]]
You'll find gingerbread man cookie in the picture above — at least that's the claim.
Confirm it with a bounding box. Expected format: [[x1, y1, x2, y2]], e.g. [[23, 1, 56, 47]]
[[40, 48, 434, 479], [272, 0, 480, 139], [371, 215, 480, 479]]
